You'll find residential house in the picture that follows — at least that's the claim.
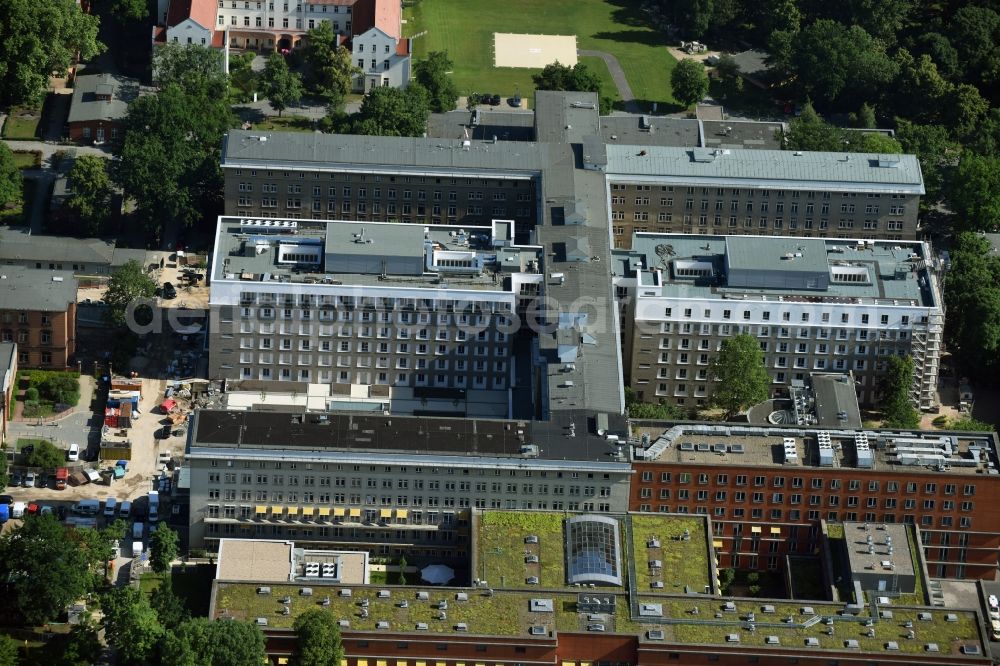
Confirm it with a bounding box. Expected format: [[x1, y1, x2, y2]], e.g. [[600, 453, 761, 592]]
[[0, 268, 78, 369], [351, 27, 410, 92], [67, 73, 139, 145]]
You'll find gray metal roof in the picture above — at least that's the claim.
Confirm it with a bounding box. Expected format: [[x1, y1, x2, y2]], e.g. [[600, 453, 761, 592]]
[[0, 267, 78, 311], [600, 115, 700, 148], [811, 374, 862, 430], [605, 146, 924, 194], [222, 130, 547, 177], [425, 110, 536, 142], [0, 229, 115, 265], [534, 91, 601, 145], [701, 120, 785, 150], [67, 73, 139, 124], [725, 236, 829, 273]]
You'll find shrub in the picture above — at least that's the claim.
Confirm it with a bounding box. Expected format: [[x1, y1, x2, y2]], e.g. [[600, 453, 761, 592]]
[[748, 584, 761, 596], [39, 374, 80, 406], [24, 387, 39, 402]]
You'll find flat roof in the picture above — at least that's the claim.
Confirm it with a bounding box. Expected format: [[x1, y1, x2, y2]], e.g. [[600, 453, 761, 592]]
[[0, 228, 115, 265], [0, 267, 78, 311], [634, 424, 1000, 476], [189, 408, 631, 466], [216, 539, 294, 582], [626, 234, 938, 307], [810, 374, 863, 430], [702, 120, 785, 150], [211, 216, 540, 293], [425, 109, 536, 142], [600, 115, 700, 148], [843, 521, 915, 580], [604, 145, 924, 194]]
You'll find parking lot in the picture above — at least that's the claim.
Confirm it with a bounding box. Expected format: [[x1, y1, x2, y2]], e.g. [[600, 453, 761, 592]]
[[3, 375, 187, 511]]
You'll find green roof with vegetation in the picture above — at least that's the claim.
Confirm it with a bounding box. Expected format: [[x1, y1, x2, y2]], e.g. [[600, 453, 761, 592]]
[[629, 515, 711, 594], [476, 511, 569, 589]]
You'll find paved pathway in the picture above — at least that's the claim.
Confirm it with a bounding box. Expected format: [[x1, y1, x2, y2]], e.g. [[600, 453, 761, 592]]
[[578, 49, 640, 113], [2, 139, 113, 165]]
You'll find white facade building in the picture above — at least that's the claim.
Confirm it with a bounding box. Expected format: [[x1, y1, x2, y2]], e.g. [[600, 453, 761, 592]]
[[351, 27, 410, 91]]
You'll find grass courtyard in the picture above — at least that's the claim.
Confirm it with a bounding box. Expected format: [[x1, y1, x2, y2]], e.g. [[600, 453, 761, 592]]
[[404, 0, 679, 110]]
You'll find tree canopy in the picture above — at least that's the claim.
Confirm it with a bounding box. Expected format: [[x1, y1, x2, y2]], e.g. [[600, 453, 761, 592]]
[[414, 51, 460, 113], [115, 83, 234, 239], [152, 43, 230, 99], [946, 153, 1000, 232], [109, 0, 148, 23], [671, 59, 710, 108], [23, 440, 65, 470], [150, 577, 190, 630], [0, 0, 103, 107], [878, 355, 921, 429], [0, 634, 18, 666], [149, 524, 179, 574], [65, 155, 114, 236], [302, 23, 360, 110], [103, 259, 157, 328], [532, 61, 611, 113], [0, 143, 23, 208], [624, 387, 684, 420], [0, 514, 93, 625], [944, 233, 1000, 382], [293, 609, 345, 666], [260, 54, 304, 117], [709, 334, 770, 420], [102, 587, 163, 666], [336, 85, 431, 137], [161, 618, 267, 666]]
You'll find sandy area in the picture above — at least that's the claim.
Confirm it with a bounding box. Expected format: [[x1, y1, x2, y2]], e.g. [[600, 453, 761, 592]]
[[666, 46, 722, 64], [494, 33, 578, 68]]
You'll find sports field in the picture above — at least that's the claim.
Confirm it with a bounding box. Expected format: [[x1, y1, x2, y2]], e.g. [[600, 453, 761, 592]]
[[404, 0, 678, 110]]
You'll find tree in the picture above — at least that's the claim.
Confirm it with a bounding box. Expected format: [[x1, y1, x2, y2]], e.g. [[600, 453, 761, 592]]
[[945, 84, 989, 140], [788, 20, 896, 107], [101, 587, 163, 666], [849, 132, 902, 153], [532, 61, 604, 111], [109, 0, 148, 23], [914, 32, 961, 81], [150, 577, 190, 630], [397, 555, 408, 585], [0, 634, 17, 666], [293, 608, 345, 666], [670, 59, 709, 108], [671, 0, 714, 39], [39, 374, 80, 405], [0, 513, 92, 625], [343, 85, 430, 137], [228, 52, 259, 103], [624, 387, 684, 420], [65, 155, 114, 236], [115, 84, 234, 239], [713, 53, 743, 100], [949, 6, 1000, 89], [781, 101, 844, 151], [23, 440, 65, 470], [946, 154, 1000, 232], [708, 333, 769, 420], [152, 43, 229, 99], [302, 22, 360, 110], [57, 617, 102, 666], [879, 355, 920, 429], [0, 448, 8, 491], [895, 119, 956, 204], [149, 524, 179, 574], [260, 54, 304, 117], [856, 103, 876, 129], [163, 618, 266, 666], [0, 143, 22, 208], [0, 0, 103, 107], [948, 417, 994, 432], [944, 233, 1000, 381], [414, 51, 459, 113], [103, 259, 156, 327]]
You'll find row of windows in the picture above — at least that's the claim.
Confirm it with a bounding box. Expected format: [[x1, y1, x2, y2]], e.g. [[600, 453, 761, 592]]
[[231, 367, 509, 387], [240, 198, 527, 218], [610, 183, 909, 201], [619, 197, 905, 216], [206, 499, 613, 517], [207, 477, 612, 494], [238, 182, 531, 202], [638, 470, 976, 496], [205, 461, 612, 479], [660, 308, 924, 326], [636, 504, 975, 528], [232, 170, 532, 188]]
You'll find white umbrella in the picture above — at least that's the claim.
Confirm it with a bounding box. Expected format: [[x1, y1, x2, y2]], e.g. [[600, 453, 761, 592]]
[[420, 564, 455, 585]]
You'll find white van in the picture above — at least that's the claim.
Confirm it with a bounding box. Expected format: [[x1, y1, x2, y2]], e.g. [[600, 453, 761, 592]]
[[104, 497, 118, 518], [67, 443, 80, 462], [11, 502, 25, 519], [118, 501, 132, 519]]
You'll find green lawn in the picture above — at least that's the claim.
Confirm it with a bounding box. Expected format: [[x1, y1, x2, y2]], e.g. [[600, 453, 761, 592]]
[[251, 115, 317, 132], [788, 557, 826, 600], [2, 109, 41, 139], [404, 0, 678, 110], [15, 438, 52, 452], [13, 151, 41, 170]]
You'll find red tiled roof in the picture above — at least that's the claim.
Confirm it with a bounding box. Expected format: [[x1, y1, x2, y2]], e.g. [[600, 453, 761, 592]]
[[211, 30, 225, 47], [152, 25, 167, 43], [166, 0, 217, 30], [352, 0, 401, 40], [396, 38, 410, 56]]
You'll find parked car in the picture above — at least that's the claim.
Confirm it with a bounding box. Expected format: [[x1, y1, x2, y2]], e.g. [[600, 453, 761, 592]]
[[0, 495, 13, 505], [23, 472, 36, 487], [67, 443, 80, 462], [989, 594, 998, 611], [490, 94, 501, 106], [162, 282, 177, 300], [10, 472, 22, 487]]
